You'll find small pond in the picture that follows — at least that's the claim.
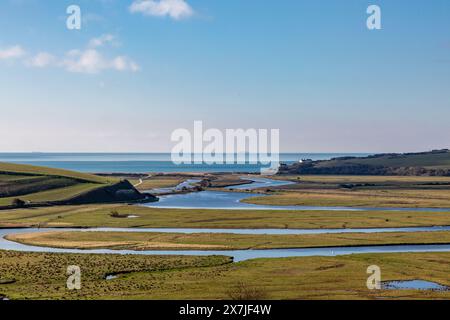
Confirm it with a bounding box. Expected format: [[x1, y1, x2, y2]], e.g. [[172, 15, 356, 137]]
[[382, 280, 449, 291]]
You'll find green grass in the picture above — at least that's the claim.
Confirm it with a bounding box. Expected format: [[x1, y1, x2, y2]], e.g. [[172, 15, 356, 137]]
[[0, 176, 81, 198], [207, 175, 252, 188], [316, 151, 450, 169], [275, 175, 450, 184], [9, 230, 450, 251], [1, 250, 450, 299], [0, 162, 115, 184], [0, 174, 44, 182], [243, 188, 450, 208], [0, 183, 102, 206], [131, 176, 185, 191], [0, 162, 119, 206], [2, 170, 450, 300], [0, 250, 231, 300], [280, 151, 450, 176], [245, 174, 450, 208], [2, 204, 450, 229]]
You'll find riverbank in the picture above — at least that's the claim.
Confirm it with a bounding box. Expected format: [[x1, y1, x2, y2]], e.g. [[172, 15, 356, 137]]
[[3, 204, 450, 229], [7, 229, 450, 251], [242, 175, 450, 208]]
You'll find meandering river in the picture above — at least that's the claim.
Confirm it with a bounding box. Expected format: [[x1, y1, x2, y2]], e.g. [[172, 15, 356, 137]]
[[2, 228, 450, 262], [2, 177, 450, 261], [143, 177, 450, 212]]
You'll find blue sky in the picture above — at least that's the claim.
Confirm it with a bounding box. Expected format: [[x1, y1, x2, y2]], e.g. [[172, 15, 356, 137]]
[[0, 0, 449, 152]]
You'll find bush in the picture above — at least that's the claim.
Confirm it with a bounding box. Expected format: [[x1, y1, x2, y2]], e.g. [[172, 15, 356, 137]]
[[226, 282, 268, 300], [12, 198, 26, 208], [110, 210, 120, 217], [109, 210, 128, 218]]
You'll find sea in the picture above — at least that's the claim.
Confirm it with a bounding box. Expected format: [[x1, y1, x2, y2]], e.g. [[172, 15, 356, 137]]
[[0, 153, 371, 174]]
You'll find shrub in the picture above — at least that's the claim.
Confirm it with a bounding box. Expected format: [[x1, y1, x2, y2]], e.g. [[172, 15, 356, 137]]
[[110, 210, 120, 217], [12, 198, 26, 208], [109, 210, 128, 218], [226, 282, 268, 300]]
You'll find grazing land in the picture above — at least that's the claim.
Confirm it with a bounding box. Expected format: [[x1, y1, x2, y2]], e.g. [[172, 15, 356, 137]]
[[1, 250, 449, 300], [244, 189, 450, 208], [2, 205, 450, 229], [279, 150, 450, 176], [206, 174, 253, 188], [0, 162, 114, 184], [8, 230, 450, 251], [318, 150, 450, 170], [0, 162, 114, 206], [0, 163, 151, 207], [0, 183, 105, 206], [271, 175, 450, 184], [244, 175, 450, 208], [130, 175, 185, 191], [128, 173, 251, 191], [2, 162, 450, 300], [0, 250, 231, 300]]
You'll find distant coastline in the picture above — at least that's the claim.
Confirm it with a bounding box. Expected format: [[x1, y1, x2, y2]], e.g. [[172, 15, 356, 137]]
[[279, 149, 450, 176], [0, 153, 371, 174]]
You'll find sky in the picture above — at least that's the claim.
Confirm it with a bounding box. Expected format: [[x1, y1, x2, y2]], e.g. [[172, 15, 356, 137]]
[[0, 0, 449, 153]]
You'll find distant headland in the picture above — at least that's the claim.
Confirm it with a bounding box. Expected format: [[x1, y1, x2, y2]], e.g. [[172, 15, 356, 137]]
[[278, 149, 450, 176]]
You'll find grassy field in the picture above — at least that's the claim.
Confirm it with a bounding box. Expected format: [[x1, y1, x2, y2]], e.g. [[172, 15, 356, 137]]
[[244, 189, 450, 208], [0, 183, 103, 206], [279, 150, 450, 175], [132, 176, 185, 191], [0, 162, 114, 184], [2, 204, 450, 229], [2, 169, 450, 300], [0, 176, 81, 200], [318, 151, 450, 170], [0, 162, 117, 206], [129, 174, 250, 191], [274, 175, 450, 184], [0, 250, 231, 300], [207, 174, 252, 188], [1, 250, 449, 299], [8, 230, 450, 251], [241, 175, 450, 208]]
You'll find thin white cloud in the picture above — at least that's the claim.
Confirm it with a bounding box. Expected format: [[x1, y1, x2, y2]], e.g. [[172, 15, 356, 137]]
[[88, 34, 119, 48], [19, 35, 139, 74], [0, 45, 26, 60], [62, 49, 106, 74], [112, 56, 140, 72], [62, 49, 139, 74], [26, 52, 56, 68], [129, 0, 194, 20]]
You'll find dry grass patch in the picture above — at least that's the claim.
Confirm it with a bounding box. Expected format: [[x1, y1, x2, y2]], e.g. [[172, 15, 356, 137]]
[[8, 230, 450, 251]]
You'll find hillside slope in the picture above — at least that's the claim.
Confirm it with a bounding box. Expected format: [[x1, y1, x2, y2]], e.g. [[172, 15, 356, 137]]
[[0, 162, 116, 184], [0, 162, 156, 208], [279, 149, 450, 176]]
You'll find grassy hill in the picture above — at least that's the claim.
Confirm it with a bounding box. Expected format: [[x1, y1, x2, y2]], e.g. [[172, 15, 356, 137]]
[[280, 149, 450, 176], [0, 162, 114, 184], [0, 163, 119, 207]]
